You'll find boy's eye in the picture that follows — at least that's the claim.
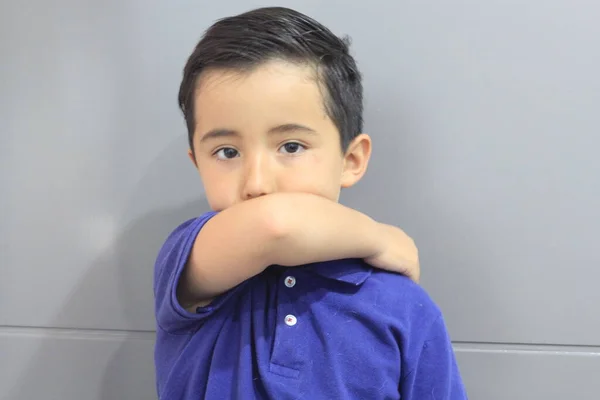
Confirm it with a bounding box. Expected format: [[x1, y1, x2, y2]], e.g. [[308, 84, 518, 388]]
[[279, 142, 306, 155], [215, 147, 239, 160]]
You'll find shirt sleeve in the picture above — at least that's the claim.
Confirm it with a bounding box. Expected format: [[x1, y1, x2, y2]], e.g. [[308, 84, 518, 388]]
[[400, 314, 468, 399], [153, 211, 246, 334]]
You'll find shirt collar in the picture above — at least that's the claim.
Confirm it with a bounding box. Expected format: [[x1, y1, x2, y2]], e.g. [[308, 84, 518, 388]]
[[303, 258, 372, 286]]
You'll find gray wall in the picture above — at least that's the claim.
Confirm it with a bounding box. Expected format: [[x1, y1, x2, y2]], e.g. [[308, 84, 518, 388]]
[[1, 1, 599, 399]]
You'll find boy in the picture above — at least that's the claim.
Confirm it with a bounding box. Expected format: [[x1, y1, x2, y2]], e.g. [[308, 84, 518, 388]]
[[154, 6, 466, 400]]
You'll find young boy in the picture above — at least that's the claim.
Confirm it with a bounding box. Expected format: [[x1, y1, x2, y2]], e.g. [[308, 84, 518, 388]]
[[154, 6, 467, 400]]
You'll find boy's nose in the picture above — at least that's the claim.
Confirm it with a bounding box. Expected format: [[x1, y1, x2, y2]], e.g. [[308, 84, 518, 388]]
[[241, 156, 275, 200]]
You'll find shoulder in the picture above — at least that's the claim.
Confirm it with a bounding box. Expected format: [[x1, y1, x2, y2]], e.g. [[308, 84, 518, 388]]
[[153, 211, 221, 333], [159, 212, 217, 251], [156, 212, 218, 259], [154, 212, 218, 286], [364, 270, 460, 378], [367, 269, 440, 312], [365, 269, 442, 331]]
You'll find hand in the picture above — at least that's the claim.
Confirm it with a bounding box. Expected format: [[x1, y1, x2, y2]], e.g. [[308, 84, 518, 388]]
[[364, 223, 420, 282]]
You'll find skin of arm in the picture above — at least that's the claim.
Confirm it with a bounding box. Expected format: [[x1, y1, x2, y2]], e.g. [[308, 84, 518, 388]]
[[178, 192, 418, 309]]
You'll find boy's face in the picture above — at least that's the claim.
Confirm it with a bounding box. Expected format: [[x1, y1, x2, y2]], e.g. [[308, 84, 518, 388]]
[[188, 60, 371, 211]]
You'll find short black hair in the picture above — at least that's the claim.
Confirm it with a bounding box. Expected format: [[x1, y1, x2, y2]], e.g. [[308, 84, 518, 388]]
[[178, 6, 363, 154]]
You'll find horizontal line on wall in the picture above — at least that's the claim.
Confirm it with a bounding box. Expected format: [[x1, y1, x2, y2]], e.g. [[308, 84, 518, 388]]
[[1, 326, 599, 355], [453, 340, 600, 355], [0, 325, 156, 340]]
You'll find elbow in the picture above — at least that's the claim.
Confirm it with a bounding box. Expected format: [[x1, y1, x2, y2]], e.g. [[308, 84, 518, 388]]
[[258, 194, 294, 242]]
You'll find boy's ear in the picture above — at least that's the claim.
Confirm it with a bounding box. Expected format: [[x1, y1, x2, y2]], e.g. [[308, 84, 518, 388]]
[[341, 133, 372, 188], [187, 149, 198, 167]]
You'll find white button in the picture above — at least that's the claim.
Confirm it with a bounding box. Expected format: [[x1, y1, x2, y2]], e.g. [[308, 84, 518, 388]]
[[284, 314, 297, 326], [284, 276, 296, 288]]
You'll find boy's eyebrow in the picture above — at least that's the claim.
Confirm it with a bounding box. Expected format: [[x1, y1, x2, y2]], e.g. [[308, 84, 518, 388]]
[[268, 123, 317, 135], [199, 124, 316, 143], [199, 128, 239, 143]]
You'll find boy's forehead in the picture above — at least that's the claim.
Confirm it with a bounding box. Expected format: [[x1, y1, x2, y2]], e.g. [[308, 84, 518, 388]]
[[196, 60, 317, 92], [193, 60, 330, 130]]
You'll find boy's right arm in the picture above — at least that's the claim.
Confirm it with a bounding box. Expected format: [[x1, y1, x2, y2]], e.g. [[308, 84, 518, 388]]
[[178, 192, 417, 309]]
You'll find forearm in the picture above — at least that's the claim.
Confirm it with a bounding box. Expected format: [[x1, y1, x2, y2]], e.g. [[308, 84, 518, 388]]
[[180, 192, 382, 307], [265, 192, 383, 266]]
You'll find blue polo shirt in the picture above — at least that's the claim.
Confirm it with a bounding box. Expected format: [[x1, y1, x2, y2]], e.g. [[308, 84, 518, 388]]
[[154, 212, 467, 399]]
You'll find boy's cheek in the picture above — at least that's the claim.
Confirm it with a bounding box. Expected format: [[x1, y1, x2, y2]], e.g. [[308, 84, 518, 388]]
[[205, 195, 235, 212], [200, 168, 342, 209], [274, 169, 342, 201], [202, 182, 238, 211], [280, 184, 341, 203]]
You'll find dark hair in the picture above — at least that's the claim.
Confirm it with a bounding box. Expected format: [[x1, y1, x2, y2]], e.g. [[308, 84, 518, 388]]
[[178, 7, 363, 154]]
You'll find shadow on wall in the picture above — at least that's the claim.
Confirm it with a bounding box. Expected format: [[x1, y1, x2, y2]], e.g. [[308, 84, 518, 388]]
[[343, 79, 494, 338], [98, 197, 212, 400], [5, 136, 212, 400], [2, 2, 214, 398]]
